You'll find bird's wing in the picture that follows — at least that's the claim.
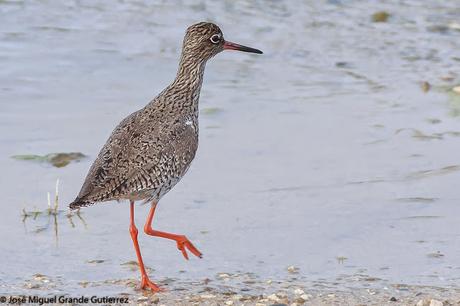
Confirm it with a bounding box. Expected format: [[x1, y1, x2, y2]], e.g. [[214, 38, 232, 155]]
[[74, 109, 149, 203], [73, 109, 197, 206]]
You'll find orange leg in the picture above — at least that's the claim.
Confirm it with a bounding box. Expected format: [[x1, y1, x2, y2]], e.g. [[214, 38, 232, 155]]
[[129, 201, 162, 292], [144, 201, 202, 260]]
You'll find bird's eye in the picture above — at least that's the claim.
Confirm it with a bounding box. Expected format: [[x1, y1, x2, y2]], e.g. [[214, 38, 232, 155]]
[[210, 34, 221, 44]]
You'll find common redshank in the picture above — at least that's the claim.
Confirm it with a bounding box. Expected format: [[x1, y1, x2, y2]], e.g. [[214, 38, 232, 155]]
[[69, 22, 262, 292]]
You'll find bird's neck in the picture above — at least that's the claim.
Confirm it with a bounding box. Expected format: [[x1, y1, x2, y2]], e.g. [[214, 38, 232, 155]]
[[167, 55, 207, 112]]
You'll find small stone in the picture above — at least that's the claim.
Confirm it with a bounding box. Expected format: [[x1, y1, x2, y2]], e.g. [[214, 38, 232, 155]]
[[266, 279, 273, 284], [390, 297, 397, 302], [441, 75, 455, 82], [277, 292, 287, 298], [33, 274, 49, 282], [429, 299, 443, 306], [294, 288, 305, 295], [421, 81, 431, 92], [448, 22, 460, 31], [78, 281, 89, 287], [427, 251, 444, 258], [151, 296, 159, 304], [137, 297, 148, 302], [372, 11, 390, 22], [452, 86, 460, 94], [225, 301, 234, 306], [287, 266, 299, 274], [427, 25, 449, 33], [86, 259, 105, 264], [294, 297, 306, 304], [426, 118, 441, 124], [300, 294, 312, 301], [25, 283, 40, 289], [416, 299, 430, 306], [267, 294, 280, 302], [200, 294, 216, 299], [233, 294, 243, 300], [217, 273, 231, 279]]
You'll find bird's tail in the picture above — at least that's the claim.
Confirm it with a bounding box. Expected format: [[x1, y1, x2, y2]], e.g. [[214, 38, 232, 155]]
[[69, 197, 93, 210]]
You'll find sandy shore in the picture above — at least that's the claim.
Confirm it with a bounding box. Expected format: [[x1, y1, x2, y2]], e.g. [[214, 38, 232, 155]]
[[7, 271, 459, 306]]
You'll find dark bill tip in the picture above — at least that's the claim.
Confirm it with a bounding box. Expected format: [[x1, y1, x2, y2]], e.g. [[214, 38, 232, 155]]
[[223, 41, 263, 54]]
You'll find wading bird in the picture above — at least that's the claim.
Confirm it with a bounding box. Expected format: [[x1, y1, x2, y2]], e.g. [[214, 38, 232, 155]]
[[69, 22, 262, 291]]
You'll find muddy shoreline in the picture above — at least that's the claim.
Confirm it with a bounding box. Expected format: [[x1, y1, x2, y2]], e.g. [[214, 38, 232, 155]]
[[4, 270, 460, 305]]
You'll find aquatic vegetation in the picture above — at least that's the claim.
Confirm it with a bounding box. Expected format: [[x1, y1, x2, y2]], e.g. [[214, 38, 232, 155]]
[[336, 256, 348, 264], [11, 152, 87, 168], [22, 179, 87, 240]]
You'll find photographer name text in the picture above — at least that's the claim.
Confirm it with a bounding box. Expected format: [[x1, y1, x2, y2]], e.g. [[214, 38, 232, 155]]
[[1, 295, 129, 305]]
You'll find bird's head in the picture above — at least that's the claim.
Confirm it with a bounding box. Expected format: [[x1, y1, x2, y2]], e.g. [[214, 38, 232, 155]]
[[181, 22, 263, 62]]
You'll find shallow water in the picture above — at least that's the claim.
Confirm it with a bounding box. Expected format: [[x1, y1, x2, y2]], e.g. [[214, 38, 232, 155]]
[[1, 0, 460, 295]]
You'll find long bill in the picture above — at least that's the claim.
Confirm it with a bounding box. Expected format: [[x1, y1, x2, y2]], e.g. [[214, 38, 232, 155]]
[[223, 41, 263, 54]]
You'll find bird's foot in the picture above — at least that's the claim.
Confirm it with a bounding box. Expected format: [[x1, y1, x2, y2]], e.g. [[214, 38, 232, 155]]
[[176, 235, 202, 260], [140, 275, 163, 292]]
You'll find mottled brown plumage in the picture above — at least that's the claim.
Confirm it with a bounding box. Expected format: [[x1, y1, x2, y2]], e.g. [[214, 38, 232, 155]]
[[69, 22, 262, 209]]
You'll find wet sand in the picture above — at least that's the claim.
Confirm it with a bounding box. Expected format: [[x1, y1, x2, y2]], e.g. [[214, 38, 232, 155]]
[[5, 270, 460, 305]]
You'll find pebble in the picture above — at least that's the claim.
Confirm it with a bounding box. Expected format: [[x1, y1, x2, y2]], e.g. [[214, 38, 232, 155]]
[[293, 288, 305, 295], [372, 11, 390, 22], [287, 266, 299, 274], [421, 81, 431, 92], [300, 294, 312, 301], [449, 22, 460, 31], [218, 273, 231, 279], [151, 296, 159, 303], [233, 294, 243, 300], [200, 294, 216, 299], [416, 299, 444, 306], [267, 294, 280, 302], [25, 283, 40, 289], [33, 274, 50, 282], [277, 292, 287, 298], [441, 75, 455, 82], [294, 297, 307, 304], [452, 86, 460, 94], [429, 300, 444, 306], [225, 301, 234, 306]]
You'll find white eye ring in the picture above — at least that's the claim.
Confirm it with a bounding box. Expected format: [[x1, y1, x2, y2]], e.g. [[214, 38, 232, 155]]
[[210, 34, 221, 44]]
